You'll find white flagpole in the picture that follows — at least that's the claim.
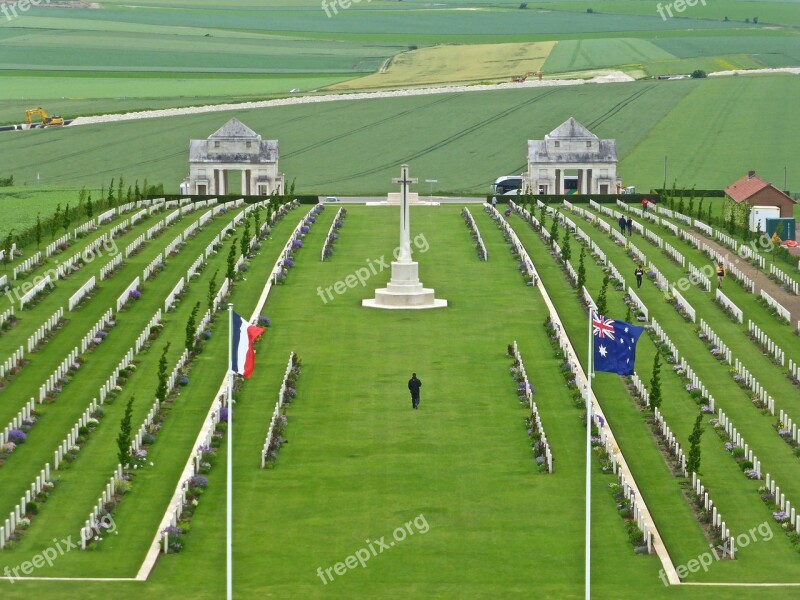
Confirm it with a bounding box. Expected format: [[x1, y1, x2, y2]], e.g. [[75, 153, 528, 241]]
[[586, 308, 594, 600], [227, 303, 234, 600]]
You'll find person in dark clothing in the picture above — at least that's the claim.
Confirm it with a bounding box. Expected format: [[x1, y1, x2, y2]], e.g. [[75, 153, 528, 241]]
[[618, 215, 626, 234], [635, 265, 644, 289], [626, 216, 633, 236], [408, 373, 422, 409]]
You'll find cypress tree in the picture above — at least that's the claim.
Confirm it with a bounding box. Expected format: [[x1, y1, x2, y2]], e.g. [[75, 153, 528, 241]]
[[62, 202, 71, 234], [156, 343, 171, 402], [208, 269, 219, 312], [596, 274, 610, 316], [2, 231, 13, 271], [51, 204, 61, 239], [687, 412, 704, 474], [186, 302, 200, 353], [227, 238, 238, 281], [577, 246, 586, 290], [562, 228, 572, 262], [117, 396, 135, 468], [549, 217, 559, 245], [241, 218, 251, 258], [649, 352, 662, 412]]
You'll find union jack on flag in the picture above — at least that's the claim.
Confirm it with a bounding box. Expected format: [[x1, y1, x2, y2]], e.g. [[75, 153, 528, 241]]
[[593, 315, 616, 341]]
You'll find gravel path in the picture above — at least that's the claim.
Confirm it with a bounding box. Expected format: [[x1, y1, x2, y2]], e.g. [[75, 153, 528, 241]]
[[684, 229, 800, 323], [55, 68, 800, 129], [709, 67, 800, 77], [68, 71, 635, 127]]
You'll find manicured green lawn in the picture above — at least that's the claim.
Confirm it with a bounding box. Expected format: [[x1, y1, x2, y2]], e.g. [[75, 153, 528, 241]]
[[2, 202, 799, 599]]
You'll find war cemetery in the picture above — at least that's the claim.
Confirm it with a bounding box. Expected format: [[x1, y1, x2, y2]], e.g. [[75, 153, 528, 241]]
[[1, 1, 799, 599]]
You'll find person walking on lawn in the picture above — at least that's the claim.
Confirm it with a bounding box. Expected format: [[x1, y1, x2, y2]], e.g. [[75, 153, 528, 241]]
[[408, 373, 422, 409]]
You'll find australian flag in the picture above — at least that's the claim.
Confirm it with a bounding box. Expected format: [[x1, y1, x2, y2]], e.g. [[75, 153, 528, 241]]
[[593, 315, 643, 376]]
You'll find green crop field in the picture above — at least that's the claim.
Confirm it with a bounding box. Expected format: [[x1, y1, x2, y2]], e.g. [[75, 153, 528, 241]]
[[1, 75, 798, 222], [0, 0, 796, 122], [330, 41, 556, 89]]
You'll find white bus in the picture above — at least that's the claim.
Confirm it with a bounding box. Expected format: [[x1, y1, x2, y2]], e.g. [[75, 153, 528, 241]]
[[491, 176, 523, 199]]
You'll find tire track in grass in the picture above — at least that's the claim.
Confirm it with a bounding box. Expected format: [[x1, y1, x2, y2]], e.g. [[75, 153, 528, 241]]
[[675, 79, 747, 184], [585, 84, 655, 131], [281, 93, 459, 158], [322, 89, 561, 185]]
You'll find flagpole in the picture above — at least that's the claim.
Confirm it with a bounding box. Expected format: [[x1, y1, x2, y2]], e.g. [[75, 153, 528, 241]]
[[227, 303, 234, 600], [585, 308, 593, 600]]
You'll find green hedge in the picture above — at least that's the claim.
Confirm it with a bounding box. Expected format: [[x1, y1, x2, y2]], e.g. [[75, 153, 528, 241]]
[[489, 193, 655, 204], [652, 188, 726, 197], [157, 194, 320, 205]]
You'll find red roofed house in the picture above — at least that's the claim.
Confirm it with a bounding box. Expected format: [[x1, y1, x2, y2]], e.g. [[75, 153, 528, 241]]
[[725, 171, 795, 218]]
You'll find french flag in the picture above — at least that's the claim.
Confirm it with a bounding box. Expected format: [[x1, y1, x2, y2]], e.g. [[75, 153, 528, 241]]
[[231, 311, 265, 379]]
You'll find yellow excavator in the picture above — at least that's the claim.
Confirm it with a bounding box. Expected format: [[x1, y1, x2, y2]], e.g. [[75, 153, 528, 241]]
[[512, 71, 543, 83], [25, 108, 64, 128]]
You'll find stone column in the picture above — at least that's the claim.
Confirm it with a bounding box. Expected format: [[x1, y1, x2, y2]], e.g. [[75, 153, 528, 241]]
[[555, 169, 561, 195], [586, 168, 593, 194]]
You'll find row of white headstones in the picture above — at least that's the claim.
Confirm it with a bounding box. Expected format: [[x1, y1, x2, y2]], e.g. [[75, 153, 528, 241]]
[[0, 196, 263, 551], [507, 200, 657, 554], [82, 198, 287, 550], [563, 201, 800, 540]]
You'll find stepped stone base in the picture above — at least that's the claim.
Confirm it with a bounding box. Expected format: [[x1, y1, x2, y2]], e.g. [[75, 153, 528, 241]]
[[362, 261, 447, 310]]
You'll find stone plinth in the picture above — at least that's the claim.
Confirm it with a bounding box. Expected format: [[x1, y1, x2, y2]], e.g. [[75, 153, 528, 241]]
[[387, 192, 419, 205], [362, 260, 447, 310]]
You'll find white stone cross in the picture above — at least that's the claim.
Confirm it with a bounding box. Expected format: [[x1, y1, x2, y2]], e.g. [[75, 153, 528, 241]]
[[392, 164, 418, 263]]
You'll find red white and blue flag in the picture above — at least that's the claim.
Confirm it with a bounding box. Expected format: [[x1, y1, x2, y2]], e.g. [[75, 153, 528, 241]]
[[593, 314, 643, 376], [231, 311, 264, 379]]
